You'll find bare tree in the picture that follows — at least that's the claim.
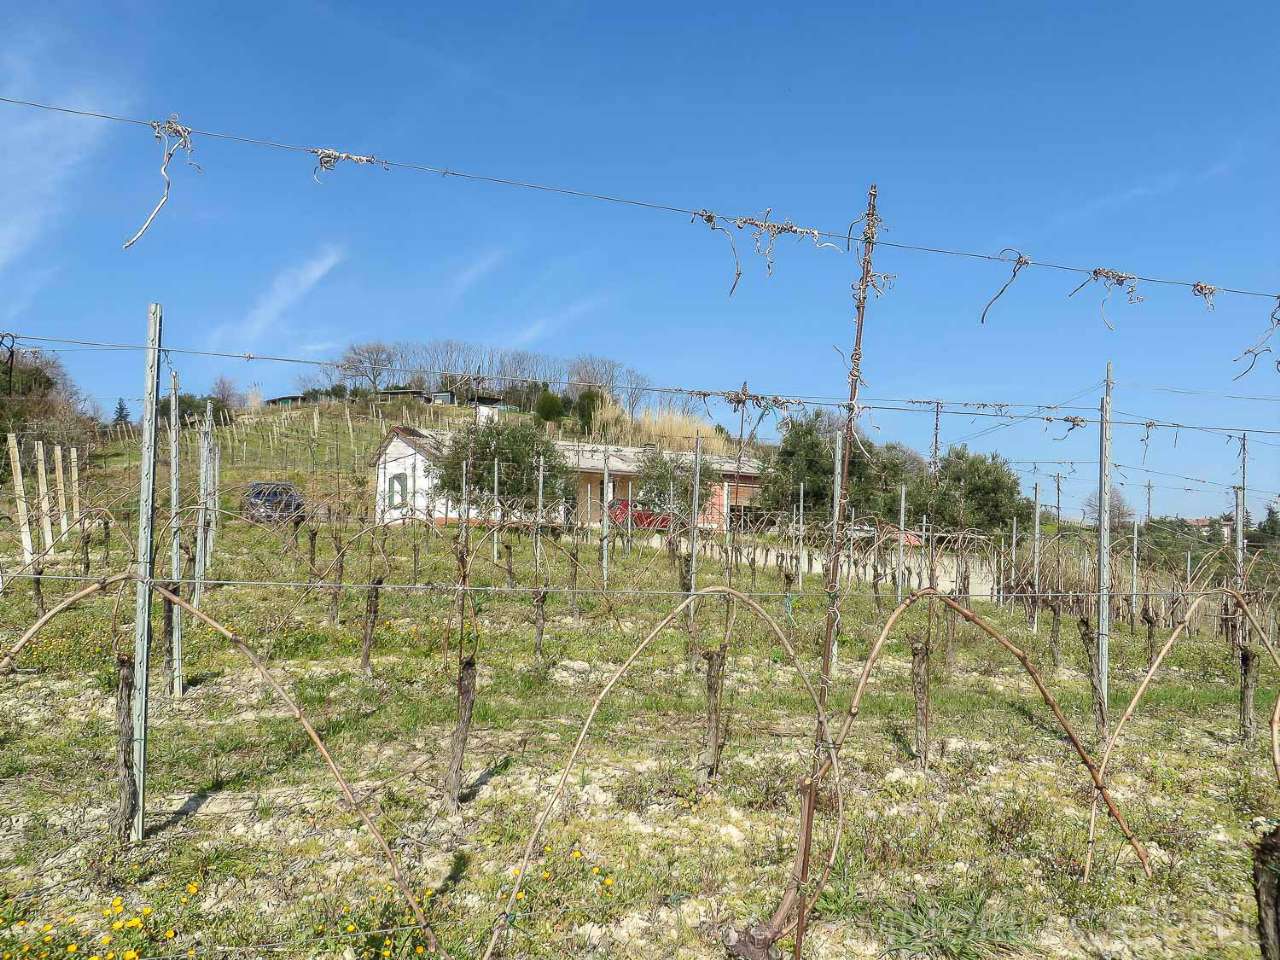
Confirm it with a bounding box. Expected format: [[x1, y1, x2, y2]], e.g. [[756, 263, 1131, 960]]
[[1083, 487, 1134, 530], [210, 375, 244, 409], [338, 341, 399, 393], [568, 354, 623, 400], [621, 367, 652, 419]]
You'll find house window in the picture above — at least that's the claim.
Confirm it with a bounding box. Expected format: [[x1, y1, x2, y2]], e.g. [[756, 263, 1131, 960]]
[[387, 472, 409, 509]]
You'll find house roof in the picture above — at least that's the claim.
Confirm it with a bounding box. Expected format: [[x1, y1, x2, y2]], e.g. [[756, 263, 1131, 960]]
[[371, 426, 449, 466]]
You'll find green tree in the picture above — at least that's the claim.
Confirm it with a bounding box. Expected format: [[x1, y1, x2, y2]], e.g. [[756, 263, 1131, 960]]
[[576, 388, 603, 432], [533, 389, 565, 423], [112, 398, 131, 425], [757, 412, 839, 520], [434, 420, 569, 504], [169, 393, 230, 423], [925, 446, 1032, 531], [1248, 504, 1280, 553], [634, 447, 719, 532]]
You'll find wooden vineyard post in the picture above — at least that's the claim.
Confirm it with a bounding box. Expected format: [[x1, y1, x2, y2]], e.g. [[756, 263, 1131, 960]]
[[70, 447, 80, 525], [7, 434, 33, 567], [52, 446, 69, 537], [34, 441, 54, 553]]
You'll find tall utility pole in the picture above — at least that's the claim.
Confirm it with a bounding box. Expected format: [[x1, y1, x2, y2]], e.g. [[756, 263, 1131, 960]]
[[778, 184, 878, 960], [929, 400, 942, 476], [131, 303, 164, 842], [1097, 361, 1114, 714], [1031, 483, 1041, 634]]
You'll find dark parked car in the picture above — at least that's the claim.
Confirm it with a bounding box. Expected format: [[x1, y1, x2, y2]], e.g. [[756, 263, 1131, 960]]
[[242, 482, 305, 523]]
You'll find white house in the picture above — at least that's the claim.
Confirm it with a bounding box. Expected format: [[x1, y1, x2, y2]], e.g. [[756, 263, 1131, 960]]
[[373, 426, 448, 524]]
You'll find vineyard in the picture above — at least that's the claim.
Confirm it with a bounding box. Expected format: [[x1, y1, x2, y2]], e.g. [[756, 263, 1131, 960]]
[[2, 378, 1277, 960]]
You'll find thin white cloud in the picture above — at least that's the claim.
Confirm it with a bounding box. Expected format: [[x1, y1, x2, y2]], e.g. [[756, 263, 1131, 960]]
[[0, 43, 116, 274], [509, 296, 606, 347], [448, 247, 505, 302], [212, 246, 345, 348]]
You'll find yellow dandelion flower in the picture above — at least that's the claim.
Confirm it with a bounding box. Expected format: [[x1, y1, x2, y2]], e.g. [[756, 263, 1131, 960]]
[[185, 883, 199, 895], [124, 919, 141, 930], [591, 866, 600, 875], [164, 931, 175, 940], [542, 845, 551, 854], [571, 850, 582, 859], [345, 924, 356, 933], [42, 927, 53, 934], [123, 952, 138, 960], [604, 876, 614, 887], [66, 948, 78, 955], [110, 923, 122, 932], [509, 868, 520, 877], [99, 938, 111, 946], [514, 892, 524, 901], [139, 909, 151, 918], [541, 871, 551, 880], [416, 948, 425, 956]]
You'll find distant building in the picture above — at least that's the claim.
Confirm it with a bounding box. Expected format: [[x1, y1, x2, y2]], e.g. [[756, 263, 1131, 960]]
[[1187, 516, 1232, 542], [264, 394, 304, 407], [370, 426, 764, 527], [374, 388, 431, 403]]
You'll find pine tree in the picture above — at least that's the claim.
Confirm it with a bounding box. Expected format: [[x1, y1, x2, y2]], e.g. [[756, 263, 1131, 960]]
[[112, 398, 130, 425]]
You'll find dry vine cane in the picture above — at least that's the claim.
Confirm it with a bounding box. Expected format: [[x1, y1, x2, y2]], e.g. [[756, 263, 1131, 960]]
[[1233, 297, 1280, 380], [122, 116, 200, 250], [1068, 267, 1143, 330], [978, 249, 1031, 324], [1083, 587, 1280, 882], [728, 587, 1151, 960], [479, 585, 845, 960]]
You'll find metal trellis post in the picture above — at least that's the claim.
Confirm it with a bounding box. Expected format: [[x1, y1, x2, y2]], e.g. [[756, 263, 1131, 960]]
[[1097, 361, 1113, 713], [131, 303, 163, 843], [169, 370, 183, 697]]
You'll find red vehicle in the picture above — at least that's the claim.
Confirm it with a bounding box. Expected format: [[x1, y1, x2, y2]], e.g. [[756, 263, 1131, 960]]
[[607, 498, 673, 531]]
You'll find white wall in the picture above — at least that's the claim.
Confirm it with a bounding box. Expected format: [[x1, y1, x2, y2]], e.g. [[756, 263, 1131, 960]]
[[375, 439, 440, 524]]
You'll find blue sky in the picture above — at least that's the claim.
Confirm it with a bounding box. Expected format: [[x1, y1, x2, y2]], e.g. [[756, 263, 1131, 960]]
[[3, 1, 1279, 520]]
